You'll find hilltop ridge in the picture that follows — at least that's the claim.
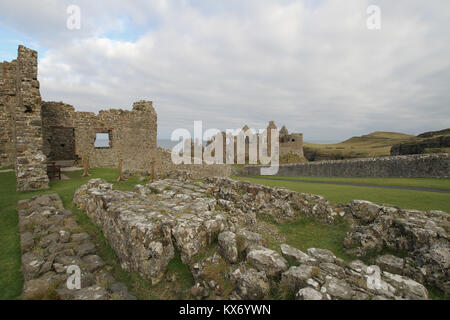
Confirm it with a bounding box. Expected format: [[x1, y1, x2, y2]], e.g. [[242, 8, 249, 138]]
[[304, 130, 448, 161]]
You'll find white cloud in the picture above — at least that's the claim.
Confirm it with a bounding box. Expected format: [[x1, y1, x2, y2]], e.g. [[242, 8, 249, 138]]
[[1, 0, 449, 140]]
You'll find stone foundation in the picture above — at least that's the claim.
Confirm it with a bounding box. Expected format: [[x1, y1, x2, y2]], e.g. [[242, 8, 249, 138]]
[[18, 194, 135, 300], [343, 200, 450, 294], [73, 176, 448, 299]]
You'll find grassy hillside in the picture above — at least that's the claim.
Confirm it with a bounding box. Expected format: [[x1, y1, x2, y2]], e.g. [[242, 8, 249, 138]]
[[304, 131, 417, 160]]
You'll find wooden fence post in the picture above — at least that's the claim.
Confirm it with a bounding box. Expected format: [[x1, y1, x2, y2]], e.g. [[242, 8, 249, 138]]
[[116, 158, 125, 182], [82, 155, 91, 177], [151, 161, 155, 183]]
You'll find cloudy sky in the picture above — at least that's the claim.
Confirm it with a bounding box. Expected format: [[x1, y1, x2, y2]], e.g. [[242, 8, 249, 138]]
[[1, 0, 449, 141]]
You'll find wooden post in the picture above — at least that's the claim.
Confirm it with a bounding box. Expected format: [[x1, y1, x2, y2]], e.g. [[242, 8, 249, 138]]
[[151, 161, 155, 183], [82, 155, 91, 177], [116, 158, 125, 182]]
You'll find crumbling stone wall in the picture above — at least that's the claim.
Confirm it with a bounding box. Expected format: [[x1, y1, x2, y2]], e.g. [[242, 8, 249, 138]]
[[18, 194, 136, 300], [0, 46, 49, 191], [74, 177, 442, 299], [280, 133, 304, 157], [154, 147, 231, 179], [0, 61, 16, 167], [42, 100, 158, 170], [244, 153, 450, 178]]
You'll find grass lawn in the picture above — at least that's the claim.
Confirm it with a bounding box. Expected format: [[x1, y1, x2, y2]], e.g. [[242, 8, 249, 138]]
[[0, 168, 193, 300], [233, 176, 450, 213], [252, 176, 450, 191]]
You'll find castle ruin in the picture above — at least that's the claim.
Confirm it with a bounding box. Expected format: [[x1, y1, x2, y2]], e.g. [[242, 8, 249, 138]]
[[0, 46, 229, 191], [207, 121, 304, 164]]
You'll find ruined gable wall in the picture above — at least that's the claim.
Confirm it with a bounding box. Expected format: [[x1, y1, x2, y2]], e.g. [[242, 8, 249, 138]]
[[42, 100, 157, 170]]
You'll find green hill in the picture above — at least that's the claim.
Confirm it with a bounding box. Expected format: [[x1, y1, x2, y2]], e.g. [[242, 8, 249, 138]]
[[304, 131, 417, 160]]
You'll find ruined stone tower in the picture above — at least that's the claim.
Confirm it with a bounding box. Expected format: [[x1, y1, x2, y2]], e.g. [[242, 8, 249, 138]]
[[0, 46, 49, 191]]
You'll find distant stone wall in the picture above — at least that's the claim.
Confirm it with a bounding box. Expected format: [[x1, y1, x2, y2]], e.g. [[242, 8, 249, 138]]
[[42, 100, 157, 171], [0, 46, 49, 191], [244, 153, 450, 178]]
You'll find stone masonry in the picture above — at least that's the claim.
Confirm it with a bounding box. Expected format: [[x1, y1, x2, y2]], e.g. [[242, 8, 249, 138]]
[[42, 100, 158, 170], [73, 176, 448, 299], [0, 46, 49, 191], [245, 153, 450, 178], [18, 194, 135, 300]]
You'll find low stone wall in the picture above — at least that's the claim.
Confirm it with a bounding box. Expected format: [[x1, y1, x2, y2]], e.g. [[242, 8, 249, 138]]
[[18, 194, 135, 300], [343, 200, 450, 294], [73, 178, 242, 284], [244, 153, 450, 178], [73, 177, 441, 300], [155, 147, 231, 179], [212, 178, 449, 294]]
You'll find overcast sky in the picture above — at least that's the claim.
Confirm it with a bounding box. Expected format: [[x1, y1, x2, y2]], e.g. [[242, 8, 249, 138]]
[[1, 0, 449, 141]]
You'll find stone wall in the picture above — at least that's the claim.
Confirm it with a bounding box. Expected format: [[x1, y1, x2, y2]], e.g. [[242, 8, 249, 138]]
[[244, 153, 450, 178], [18, 194, 136, 300], [280, 133, 304, 158], [42, 100, 158, 170], [154, 147, 231, 179], [0, 46, 49, 191], [73, 177, 442, 299], [0, 61, 16, 167]]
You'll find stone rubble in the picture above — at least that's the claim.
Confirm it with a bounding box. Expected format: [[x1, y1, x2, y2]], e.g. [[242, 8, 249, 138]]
[[343, 200, 450, 294], [18, 194, 135, 300], [70, 176, 449, 299]]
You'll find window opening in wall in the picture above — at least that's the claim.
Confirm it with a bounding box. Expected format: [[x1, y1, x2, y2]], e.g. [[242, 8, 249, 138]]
[[94, 132, 111, 148]]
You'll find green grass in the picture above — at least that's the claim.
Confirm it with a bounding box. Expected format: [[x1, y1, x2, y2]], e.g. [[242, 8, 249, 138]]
[[249, 176, 450, 191], [0, 168, 195, 300], [259, 214, 352, 262], [233, 176, 450, 213]]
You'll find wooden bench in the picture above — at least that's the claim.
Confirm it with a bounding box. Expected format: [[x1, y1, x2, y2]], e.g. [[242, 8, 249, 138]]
[[47, 162, 61, 180]]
